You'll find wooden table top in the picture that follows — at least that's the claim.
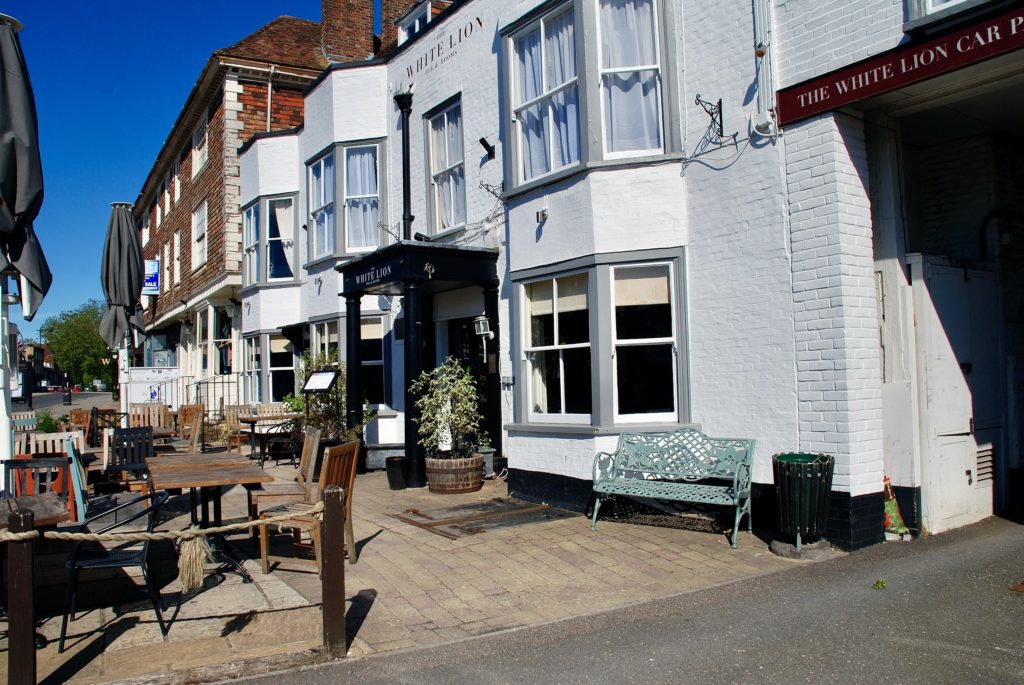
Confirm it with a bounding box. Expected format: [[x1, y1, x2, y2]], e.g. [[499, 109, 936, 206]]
[[147, 453, 253, 470], [1, 492, 71, 528], [148, 464, 274, 490]]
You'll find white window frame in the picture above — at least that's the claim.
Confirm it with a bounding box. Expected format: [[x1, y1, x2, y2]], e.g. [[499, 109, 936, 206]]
[[191, 200, 208, 269], [267, 334, 295, 402], [399, 4, 430, 44], [163, 176, 171, 214], [173, 231, 181, 284], [522, 271, 591, 424], [596, 0, 664, 159], [173, 160, 181, 201], [197, 308, 210, 377], [429, 102, 466, 233], [610, 261, 677, 422], [192, 115, 208, 179], [155, 198, 162, 228], [311, 320, 339, 360], [308, 151, 335, 259], [243, 202, 260, 287], [141, 215, 150, 247], [266, 197, 296, 279], [342, 144, 380, 254], [244, 335, 262, 403], [510, 4, 581, 185]]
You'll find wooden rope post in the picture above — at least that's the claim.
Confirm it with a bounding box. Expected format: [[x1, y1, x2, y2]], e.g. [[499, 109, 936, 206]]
[[321, 485, 346, 660], [8, 511, 36, 685]]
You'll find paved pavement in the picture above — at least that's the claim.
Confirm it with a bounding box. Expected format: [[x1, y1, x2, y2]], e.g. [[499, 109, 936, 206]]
[[4, 451, 818, 684]]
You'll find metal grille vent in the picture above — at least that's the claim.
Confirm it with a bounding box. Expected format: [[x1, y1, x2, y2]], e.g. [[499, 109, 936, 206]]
[[976, 443, 995, 484]]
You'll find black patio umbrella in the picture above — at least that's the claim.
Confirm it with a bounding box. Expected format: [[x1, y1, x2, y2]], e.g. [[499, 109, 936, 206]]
[[0, 15, 51, 320], [99, 202, 145, 349]]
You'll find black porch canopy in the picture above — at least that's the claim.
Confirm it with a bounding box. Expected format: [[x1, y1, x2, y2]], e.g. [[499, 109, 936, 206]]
[[337, 241, 499, 488]]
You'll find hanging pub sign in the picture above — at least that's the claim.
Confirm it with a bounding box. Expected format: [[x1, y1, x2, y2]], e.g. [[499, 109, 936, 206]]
[[777, 6, 1024, 126], [142, 259, 160, 295]]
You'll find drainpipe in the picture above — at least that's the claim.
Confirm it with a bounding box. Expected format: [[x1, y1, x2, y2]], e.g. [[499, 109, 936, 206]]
[[266, 65, 276, 132], [394, 91, 415, 241]]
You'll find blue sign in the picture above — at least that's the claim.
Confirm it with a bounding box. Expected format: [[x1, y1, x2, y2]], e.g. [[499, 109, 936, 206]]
[[142, 259, 160, 295]]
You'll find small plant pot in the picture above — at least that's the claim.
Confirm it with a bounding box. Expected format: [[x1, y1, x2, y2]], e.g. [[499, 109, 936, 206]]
[[386, 456, 409, 490], [426, 454, 484, 494]]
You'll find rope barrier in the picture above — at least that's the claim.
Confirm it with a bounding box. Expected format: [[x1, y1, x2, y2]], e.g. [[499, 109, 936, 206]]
[[0, 500, 327, 593]]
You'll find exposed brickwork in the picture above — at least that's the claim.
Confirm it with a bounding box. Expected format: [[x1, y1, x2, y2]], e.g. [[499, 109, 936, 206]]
[[322, 0, 376, 62], [238, 82, 306, 143], [379, 0, 419, 54], [783, 112, 885, 497]]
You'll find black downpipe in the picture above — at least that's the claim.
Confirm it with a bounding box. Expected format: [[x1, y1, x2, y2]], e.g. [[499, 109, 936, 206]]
[[394, 91, 415, 241]]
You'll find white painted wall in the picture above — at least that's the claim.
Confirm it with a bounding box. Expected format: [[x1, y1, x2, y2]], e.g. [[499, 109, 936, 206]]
[[240, 135, 300, 206]]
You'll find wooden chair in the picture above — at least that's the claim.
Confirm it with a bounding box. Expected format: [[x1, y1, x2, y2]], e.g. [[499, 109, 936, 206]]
[[31, 430, 85, 457], [108, 427, 154, 494], [13, 432, 29, 457], [129, 402, 172, 430], [4, 458, 74, 512], [259, 440, 359, 575], [248, 427, 320, 531], [176, 403, 205, 441], [11, 410, 37, 432], [223, 405, 250, 454]]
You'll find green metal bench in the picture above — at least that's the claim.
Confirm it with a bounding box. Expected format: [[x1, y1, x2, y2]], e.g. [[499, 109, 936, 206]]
[[591, 428, 755, 548]]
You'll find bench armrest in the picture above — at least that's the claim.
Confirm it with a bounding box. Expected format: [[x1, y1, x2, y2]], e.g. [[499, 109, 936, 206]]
[[593, 451, 616, 482]]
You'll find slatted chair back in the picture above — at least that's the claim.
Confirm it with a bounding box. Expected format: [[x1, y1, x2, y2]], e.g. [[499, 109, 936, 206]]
[[297, 428, 322, 500], [255, 402, 286, 417], [177, 403, 205, 438], [109, 427, 154, 480], [68, 408, 91, 432], [129, 403, 171, 430], [12, 410, 37, 431], [185, 411, 203, 453], [319, 440, 360, 509], [14, 432, 29, 456], [4, 457, 73, 504], [31, 430, 85, 456]]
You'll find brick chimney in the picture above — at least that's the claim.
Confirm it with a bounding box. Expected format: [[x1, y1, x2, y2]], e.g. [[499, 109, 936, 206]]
[[321, 0, 375, 63]]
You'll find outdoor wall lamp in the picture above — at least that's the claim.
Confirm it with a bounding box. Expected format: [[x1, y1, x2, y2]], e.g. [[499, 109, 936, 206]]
[[478, 137, 495, 160], [474, 315, 494, 362]]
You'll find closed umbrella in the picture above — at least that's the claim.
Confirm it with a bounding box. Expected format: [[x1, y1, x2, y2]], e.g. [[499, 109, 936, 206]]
[[0, 14, 52, 486], [99, 202, 145, 350], [0, 14, 51, 318]]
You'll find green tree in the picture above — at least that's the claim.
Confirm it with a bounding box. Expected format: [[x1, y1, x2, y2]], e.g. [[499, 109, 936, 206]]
[[39, 300, 113, 388]]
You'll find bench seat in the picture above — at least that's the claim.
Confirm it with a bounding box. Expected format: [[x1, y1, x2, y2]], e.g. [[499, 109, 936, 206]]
[[591, 427, 754, 548]]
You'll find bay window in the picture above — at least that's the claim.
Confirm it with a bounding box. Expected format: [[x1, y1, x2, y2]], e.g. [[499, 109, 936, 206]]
[[308, 152, 335, 259], [524, 273, 591, 420], [516, 252, 685, 428], [267, 198, 295, 279], [512, 5, 579, 182], [344, 145, 379, 252], [243, 203, 260, 287], [598, 0, 662, 155], [244, 336, 261, 403], [429, 102, 466, 232]]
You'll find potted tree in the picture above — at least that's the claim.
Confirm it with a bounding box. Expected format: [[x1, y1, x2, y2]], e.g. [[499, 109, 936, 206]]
[[410, 356, 488, 494]]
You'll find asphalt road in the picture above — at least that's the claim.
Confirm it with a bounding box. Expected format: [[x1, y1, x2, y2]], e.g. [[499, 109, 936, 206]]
[[241, 516, 1024, 685], [17, 391, 117, 414]]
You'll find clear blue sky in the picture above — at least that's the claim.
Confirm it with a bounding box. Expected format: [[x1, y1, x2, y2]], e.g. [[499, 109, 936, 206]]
[[5, 1, 327, 340]]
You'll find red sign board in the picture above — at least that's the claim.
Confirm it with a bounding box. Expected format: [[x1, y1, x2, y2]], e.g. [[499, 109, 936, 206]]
[[777, 6, 1024, 126]]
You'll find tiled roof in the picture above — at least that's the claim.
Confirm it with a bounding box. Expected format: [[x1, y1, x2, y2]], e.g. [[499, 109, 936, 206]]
[[215, 16, 326, 71]]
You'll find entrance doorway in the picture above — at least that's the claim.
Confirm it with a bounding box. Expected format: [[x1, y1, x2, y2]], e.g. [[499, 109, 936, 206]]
[[445, 317, 498, 452]]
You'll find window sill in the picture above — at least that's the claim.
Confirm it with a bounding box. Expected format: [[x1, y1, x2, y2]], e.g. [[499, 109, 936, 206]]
[[240, 280, 300, 295], [429, 225, 467, 242], [505, 421, 699, 436], [502, 152, 687, 203]]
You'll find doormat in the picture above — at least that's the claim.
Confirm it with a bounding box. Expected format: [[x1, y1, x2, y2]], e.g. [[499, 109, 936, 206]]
[[388, 497, 573, 540]]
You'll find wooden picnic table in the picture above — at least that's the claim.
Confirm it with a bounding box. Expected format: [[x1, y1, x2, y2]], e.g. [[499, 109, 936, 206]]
[[0, 492, 71, 528]]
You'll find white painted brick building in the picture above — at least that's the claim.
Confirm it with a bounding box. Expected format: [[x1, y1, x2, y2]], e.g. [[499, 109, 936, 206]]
[[239, 0, 1024, 549]]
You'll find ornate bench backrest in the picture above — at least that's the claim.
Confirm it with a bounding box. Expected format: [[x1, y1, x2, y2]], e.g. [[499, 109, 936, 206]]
[[613, 428, 753, 482]]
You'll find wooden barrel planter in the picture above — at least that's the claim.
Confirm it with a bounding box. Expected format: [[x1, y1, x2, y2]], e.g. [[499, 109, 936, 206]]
[[426, 454, 484, 494]]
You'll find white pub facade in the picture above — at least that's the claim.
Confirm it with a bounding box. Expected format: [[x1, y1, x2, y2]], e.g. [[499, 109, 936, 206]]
[[240, 0, 1024, 549]]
